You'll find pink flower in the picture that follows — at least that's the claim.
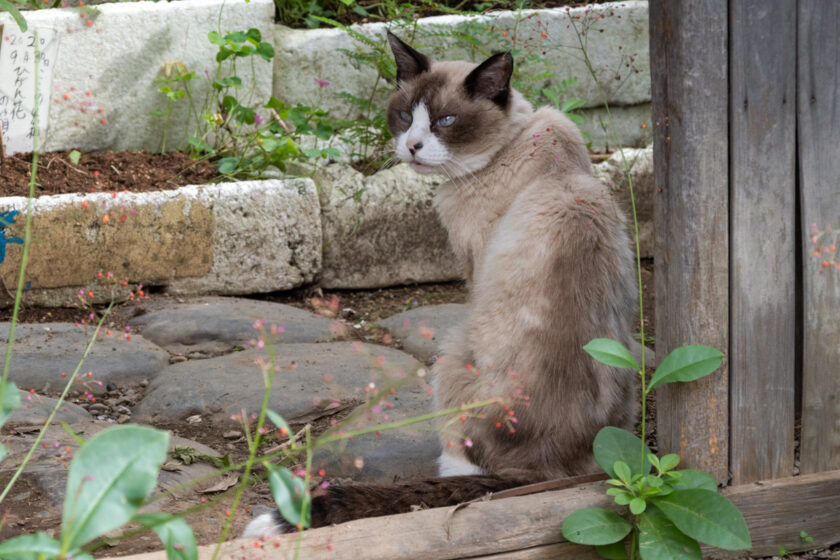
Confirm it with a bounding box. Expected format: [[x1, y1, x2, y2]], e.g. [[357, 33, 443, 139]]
[[254, 113, 264, 125], [313, 77, 330, 88]]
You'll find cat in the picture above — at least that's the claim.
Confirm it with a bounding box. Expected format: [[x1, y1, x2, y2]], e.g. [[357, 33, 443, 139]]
[[242, 32, 638, 537]]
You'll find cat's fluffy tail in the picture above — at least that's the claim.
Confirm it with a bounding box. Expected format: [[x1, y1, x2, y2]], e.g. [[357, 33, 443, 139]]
[[242, 474, 533, 537]]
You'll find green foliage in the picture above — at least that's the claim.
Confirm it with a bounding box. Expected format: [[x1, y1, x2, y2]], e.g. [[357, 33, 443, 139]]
[[593, 427, 651, 478], [647, 346, 725, 392], [0, 425, 191, 559], [61, 425, 169, 549], [0, 0, 27, 31], [569, 333, 746, 556], [584, 338, 640, 370], [148, 26, 342, 177], [561, 508, 633, 546], [266, 462, 311, 529], [135, 513, 198, 560]]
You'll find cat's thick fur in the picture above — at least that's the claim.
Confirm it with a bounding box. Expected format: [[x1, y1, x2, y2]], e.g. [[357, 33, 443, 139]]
[[242, 34, 637, 537]]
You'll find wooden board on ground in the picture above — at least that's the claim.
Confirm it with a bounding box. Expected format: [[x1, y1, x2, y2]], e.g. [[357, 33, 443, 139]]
[[649, 0, 730, 483], [728, 0, 797, 485], [109, 470, 840, 560], [797, 0, 840, 476]]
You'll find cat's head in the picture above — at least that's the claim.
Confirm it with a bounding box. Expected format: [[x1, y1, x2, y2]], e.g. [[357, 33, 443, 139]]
[[386, 32, 530, 177]]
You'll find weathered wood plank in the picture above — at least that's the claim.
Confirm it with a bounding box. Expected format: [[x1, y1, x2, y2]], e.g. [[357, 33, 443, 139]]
[[709, 470, 840, 558], [797, 0, 840, 475], [111, 470, 840, 560], [113, 482, 614, 560], [728, 0, 797, 484], [650, 0, 730, 483]]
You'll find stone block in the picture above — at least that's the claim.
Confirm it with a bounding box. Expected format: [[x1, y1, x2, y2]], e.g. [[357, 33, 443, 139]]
[[0, 0, 275, 153], [317, 163, 461, 289]]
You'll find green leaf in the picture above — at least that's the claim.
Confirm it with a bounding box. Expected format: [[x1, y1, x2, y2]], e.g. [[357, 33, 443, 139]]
[[613, 491, 633, 506], [218, 157, 240, 175], [653, 489, 751, 550], [562, 508, 632, 545], [647, 346, 724, 392], [613, 461, 632, 482], [256, 42, 275, 61], [0, 533, 93, 560], [68, 150, 82, 165], [594, 426, 652, 478], [659, 454, 680, 472], [596, 541, 629, 560], [638, 508, 702, 560], [214, 76, 242, 90], [208, 30, 224, 45], [135, 513, 198, 560], [584, 338, 640, 370], [149, 110, 165, 118], [561, 98, 587, 113], [266, 463, 310, 528], [630, 497, 647, 515], [667, 470, 717, 492], [61, 425, 169, 549], [0, 0, 28, 31], [0, 381, 21, 426], [245, 28, 262, 42]]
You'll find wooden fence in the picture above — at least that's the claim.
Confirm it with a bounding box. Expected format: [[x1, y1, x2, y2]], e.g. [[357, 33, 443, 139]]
[[650, 0, 840, 549]]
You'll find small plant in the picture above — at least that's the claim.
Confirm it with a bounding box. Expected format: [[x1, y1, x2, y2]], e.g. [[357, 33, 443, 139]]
[[561, 341, 751, 558], [149, 62, 197, 153]]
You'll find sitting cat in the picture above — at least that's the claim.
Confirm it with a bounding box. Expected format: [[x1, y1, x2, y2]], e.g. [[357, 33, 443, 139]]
[[243, 32, 637, 537]]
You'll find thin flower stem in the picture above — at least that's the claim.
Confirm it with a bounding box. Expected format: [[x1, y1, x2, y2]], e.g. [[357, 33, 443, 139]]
[[568, 14, 648, 476], [211, 331, 277, 560], [0, 304, 113, 506]]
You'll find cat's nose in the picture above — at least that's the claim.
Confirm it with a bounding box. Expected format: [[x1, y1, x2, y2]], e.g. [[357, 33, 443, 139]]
[[408, 141, 423, 155]]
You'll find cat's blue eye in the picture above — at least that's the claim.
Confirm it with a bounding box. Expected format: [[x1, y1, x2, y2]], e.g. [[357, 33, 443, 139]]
[[437, 115, 456, 127], [399, 110, 412, 123]]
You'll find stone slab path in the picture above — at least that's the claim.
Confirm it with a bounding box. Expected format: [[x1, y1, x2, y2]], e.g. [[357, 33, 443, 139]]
[[1, 297, 466, 524]]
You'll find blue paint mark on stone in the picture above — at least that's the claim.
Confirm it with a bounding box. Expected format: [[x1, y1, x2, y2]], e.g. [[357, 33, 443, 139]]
[[0, 210, 24, 265]]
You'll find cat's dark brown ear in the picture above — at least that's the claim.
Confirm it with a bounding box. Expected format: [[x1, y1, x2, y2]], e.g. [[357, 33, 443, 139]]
[[387, 31, 430, 84], [464, 52, 513, 107]]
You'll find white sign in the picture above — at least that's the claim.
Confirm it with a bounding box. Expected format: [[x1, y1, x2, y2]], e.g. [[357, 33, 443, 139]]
[[0, 24, 60, 155]]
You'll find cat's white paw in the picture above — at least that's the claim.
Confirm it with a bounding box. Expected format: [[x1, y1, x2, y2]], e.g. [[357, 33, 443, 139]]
[[438, 453, 484, 476], [241, 511, 288, 538]]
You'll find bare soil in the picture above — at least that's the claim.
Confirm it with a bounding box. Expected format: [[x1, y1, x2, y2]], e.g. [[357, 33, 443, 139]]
[[0, 151, 219, 198]]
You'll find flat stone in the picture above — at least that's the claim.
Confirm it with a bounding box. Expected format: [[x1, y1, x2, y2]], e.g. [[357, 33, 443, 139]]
[[0, 323, 169, 394], [1, 420, 224, 508], [592, 145, 654, 258], [317, 164, 461, 289], [6, 390, 90, 428], [133, 343, 422, 427], [313, 380, 439, 483], [129, 296, 338, 355], [0, 0, 275, 154], [378, 303, 466, 363]]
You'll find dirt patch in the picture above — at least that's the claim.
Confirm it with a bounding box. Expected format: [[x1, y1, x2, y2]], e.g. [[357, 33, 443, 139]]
[[0, 151, 219, 198]]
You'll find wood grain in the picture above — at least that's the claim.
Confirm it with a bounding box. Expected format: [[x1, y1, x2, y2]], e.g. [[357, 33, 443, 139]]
[[797, 0, 840, 476], [110, 471, 840, 560], [650, 0, 730, 483], [728, 0, 797, 484]]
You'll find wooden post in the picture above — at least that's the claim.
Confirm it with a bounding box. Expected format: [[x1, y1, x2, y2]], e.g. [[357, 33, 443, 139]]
[[728, 0, 796, 484], [650, 0, 730, 483], [798, 1, 840, 475]]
